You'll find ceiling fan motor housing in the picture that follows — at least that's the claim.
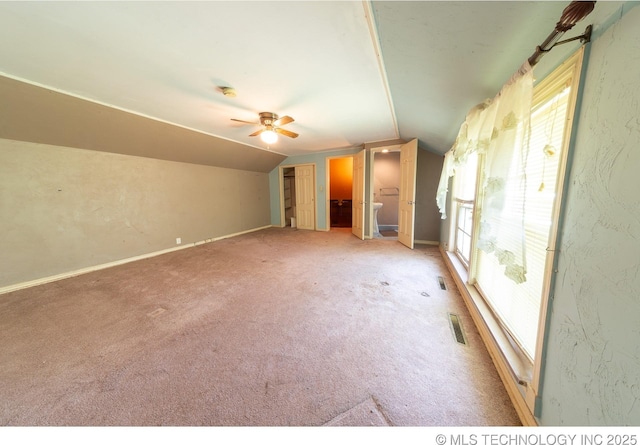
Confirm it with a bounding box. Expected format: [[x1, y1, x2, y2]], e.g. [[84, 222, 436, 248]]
[[259, 112, 278, 126]]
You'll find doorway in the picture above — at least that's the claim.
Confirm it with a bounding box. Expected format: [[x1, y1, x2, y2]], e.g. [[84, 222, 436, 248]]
[[328, 157, 353, 228], [367, 139, 418, 248], [371, 149, 401, 239], [282, 167, 296, 227], [322, 139, 416, 245], [280, 164, 316, 230]]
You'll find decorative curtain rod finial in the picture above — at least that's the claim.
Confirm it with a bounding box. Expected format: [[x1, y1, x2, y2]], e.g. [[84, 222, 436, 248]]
[[528, 0, 596, 66], [556, 0, 596, 32]]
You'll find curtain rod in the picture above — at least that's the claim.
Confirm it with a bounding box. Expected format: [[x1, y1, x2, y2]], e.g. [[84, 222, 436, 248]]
[[528, 1, 596, 66]]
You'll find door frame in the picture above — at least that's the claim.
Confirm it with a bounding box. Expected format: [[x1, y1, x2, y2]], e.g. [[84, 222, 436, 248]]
[[368, 144, 403, 239], [278, 163, 317, 229]]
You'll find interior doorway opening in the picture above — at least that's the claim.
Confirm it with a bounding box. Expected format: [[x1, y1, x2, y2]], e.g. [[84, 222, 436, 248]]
[[279, 164, 316, 231], [323, 139, 415, 245], [372, 149, 401, 239], [328, 156, 353, 229], [283, 167, 296, 227]]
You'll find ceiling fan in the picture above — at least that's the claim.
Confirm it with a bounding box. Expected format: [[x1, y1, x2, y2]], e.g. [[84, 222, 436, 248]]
[[231, 112, 298, 144]]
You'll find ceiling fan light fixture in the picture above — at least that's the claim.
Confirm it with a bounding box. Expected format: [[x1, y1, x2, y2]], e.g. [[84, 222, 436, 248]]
[[261, 129, 278, 144], [232, 112, 297, 141]]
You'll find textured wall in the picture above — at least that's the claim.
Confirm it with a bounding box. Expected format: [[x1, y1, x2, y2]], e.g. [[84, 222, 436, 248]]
[[540, 5, 640, 425], [0, 139, 271, 288]]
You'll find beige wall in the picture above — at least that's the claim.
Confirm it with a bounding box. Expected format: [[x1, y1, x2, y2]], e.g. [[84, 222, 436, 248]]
[[0, 139, 271, 288], [415, 148, 443, 243], [0, 75, 279, 290]]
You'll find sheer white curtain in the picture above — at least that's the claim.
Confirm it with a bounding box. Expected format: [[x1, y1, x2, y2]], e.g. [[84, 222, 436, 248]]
[[436, 100, 490, 220], [437, 61, 534, 283]]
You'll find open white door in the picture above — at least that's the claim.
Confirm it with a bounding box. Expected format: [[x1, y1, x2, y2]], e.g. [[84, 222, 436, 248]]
[[295, 164, 315, 230], [398, 139, 418, 249], [352, 149, 365, 240]]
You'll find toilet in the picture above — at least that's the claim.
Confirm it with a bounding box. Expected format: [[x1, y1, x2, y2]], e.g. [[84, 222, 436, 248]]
[[373, 202, 383, 237]]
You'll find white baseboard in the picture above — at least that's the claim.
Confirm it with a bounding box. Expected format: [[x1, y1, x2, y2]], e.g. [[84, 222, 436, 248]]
[[415, 240, 439, 246], [0, 225, 273, 296]]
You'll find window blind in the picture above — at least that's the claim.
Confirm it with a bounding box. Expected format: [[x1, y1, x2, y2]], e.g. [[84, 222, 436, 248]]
[[474, 69, 574, 359]]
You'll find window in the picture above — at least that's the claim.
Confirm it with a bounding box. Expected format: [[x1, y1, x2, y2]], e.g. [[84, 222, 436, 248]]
[[445, 49, 583, 367], [473, 55, 580, 360], [455, 201, 474, 265], [453, 151, 478, 266]]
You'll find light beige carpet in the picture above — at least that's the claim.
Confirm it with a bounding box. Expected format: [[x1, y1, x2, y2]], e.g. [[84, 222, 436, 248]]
[[324, 397, 391, 426], [0, 227, 521, 426]]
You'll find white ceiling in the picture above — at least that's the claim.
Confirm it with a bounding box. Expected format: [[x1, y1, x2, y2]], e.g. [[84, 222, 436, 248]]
[[0, 1, 627, 158]]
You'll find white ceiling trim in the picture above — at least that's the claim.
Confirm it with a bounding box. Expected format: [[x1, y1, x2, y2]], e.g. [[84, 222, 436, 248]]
[[362, 0, 399, 142]]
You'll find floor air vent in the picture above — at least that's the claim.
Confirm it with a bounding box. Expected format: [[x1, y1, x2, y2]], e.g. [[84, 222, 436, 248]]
[[448, 313, 467, 345], [438, 276, 447, 290]]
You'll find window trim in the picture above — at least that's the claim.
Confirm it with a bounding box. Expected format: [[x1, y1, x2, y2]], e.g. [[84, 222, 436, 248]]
[[444, 47, 585, 418], [454, 199, 474, 267], [529, 48, 585, 409]]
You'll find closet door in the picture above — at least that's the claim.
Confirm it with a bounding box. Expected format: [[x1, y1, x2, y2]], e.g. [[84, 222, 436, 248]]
[[294, 164, 316, 230]]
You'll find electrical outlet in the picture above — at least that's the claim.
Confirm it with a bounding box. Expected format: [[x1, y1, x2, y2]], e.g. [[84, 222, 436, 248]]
[[176, 237, 182, 245]]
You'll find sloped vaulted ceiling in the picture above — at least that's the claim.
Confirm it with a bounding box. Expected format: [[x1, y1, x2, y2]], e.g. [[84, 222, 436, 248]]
[[0, 1, 629, 166]]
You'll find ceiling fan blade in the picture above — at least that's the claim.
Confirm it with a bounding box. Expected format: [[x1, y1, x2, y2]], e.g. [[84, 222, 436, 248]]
[[275, 127, 299, 139], [248, 128, 264, 137], [273, 115, 294, 127], [231, 118, 258, 125]]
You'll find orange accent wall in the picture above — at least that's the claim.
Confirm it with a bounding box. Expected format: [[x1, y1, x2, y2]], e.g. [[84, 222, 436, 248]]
[[329, 157, 353, 200]]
